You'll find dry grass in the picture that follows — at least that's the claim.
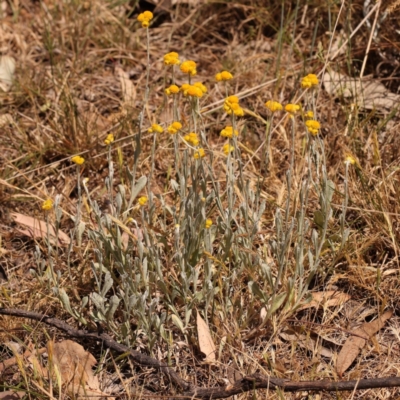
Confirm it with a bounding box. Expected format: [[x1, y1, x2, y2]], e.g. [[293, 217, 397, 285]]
[[1, 0, 400, 399]]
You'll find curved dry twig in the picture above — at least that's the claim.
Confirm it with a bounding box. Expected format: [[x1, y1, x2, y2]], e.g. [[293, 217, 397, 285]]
[[1, 308, 400, 399]]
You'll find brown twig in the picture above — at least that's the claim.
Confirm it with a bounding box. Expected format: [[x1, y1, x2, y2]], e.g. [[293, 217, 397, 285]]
[[1, 308, 400, 398]]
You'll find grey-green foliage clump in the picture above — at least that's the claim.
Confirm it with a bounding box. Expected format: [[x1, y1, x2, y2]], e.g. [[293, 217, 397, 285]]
[[36, 62, 351, 353]]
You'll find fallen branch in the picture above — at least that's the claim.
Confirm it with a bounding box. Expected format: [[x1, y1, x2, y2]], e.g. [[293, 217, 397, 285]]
[[1, 308, 400, 398]]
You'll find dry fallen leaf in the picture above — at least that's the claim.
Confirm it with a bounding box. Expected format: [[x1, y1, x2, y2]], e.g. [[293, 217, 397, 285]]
[[0, 55, 15, 92], [0, 113, 13, 127], [323, 70, 400, 113], [11, 212, 70, 246], [299, 291, 351, 310], [196, 311, 216, 363], [336, 310, 393, 377], [50, 340, 113, 400], [0, 391, 25, 400], [279, 329, 334, 358], [115, 66, 136, 108]]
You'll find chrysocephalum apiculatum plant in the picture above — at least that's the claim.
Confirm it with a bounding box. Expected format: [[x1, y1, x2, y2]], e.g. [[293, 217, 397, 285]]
[[35, 11, 355, 351]]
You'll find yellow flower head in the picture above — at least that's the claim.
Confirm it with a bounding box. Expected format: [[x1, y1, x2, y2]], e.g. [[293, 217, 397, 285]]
[[186, 85, 203, 98], [42, 198, 53, 211], [304, 110, 314, 119], [163, 52, 180, 66], [305, 119, 321, 136], [265, 100, 283, 113], [71, 155, 85, 165], [205, 219, 213, 229], [194, 148, 205, 159], [165, 84, 180, 96], [180, 83, 190, 96], [285, 103, 300, 114], [193, 82, 207, 94], [345, 155, 356, 165], [223, 95, 244, 117], [104, 133, 115, 145], [226, 95, 239, 104], [184, 132, 200, 146], [138, 196, 148, 206], [167, 121, 182, 134], [301, 73, 319, 89], [180, 60, 197, 76], [148, 123, 164, 133], [220, 126, 239, 138], [137, 11, 153, 28], [216, 71, 233, 81], [222, 143, 234, 155]]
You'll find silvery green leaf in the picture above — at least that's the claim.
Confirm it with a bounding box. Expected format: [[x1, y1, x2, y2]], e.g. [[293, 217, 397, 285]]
[[118, 184, 126, 199], [249, 281, 267, 302], [58, 288, 74, 316], [92, 309, 106, 321], [101, 272, 113, 297], [308, 250, 314, 270], [342, 228, 350, 244], [129, 295, 137, 309], [81, 296, 89, 309], [106, 295, 120, 320], [137, 240, 144, 259], [270, 240, 277, 254], [164, 205, 174, 216], [91, 292, 105, 313], [269, 292, 287, 315], [260, 262, 271, 277], [142, 257, 148, 279], [121, 322, 129, 338], [116, 193, 123, 214], [184, 308, 192, 327], [76, 221, 85, 246], [218, 336, 227, 359], [325, 179, 335, 204], [160, 324, 168, 341], [170, 179, 179, 192], [311, 229, 319, 248], [171, 314, 185, 333], [105, 177, 111, 191]]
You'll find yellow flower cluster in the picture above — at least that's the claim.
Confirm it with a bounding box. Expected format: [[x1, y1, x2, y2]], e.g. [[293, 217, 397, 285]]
[[285, 103, 300, 114], [71, 155, 85, 165], [304, 110, 314, 119], [194, 148, 205, 159], [167, 121, 182, 134], [138, 196, 148, 206], [184, 132, 200, 146], [216, 71, 233, 81], [164, 52, 180, 66], [205, 219, 213, 228], [345, 155, 356, 165], [222, 143, 234, 155], [220, 126, 238, 138], [181, 82, 207, 98], [137, 11, 153, 28], [104, 133, 114, 145], [223, 95, 244, 117], [301, 73, 319, 89], [165, 84, 179, 96], [305, 119, 321, 136], [148, 123, 164, 133], [265, 100, 283, 113], [180, 60, 197, 76], [42, 198, 53, 211]]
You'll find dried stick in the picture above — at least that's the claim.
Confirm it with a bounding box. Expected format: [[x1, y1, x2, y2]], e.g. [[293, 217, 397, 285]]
[[1, 308, 400, 399]]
